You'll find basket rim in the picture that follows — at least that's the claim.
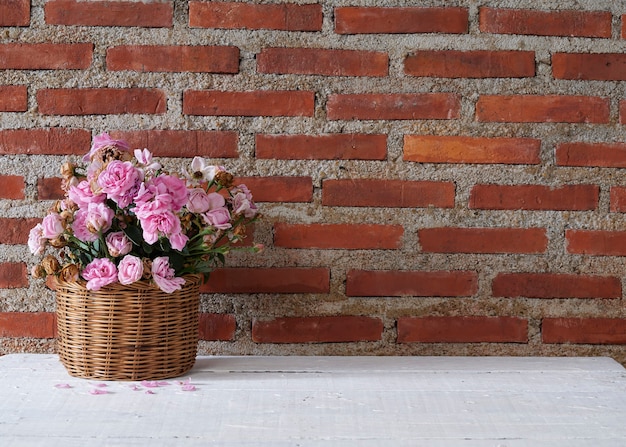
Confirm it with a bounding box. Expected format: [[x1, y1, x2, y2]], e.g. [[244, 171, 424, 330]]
[[53, 273, 203, 292]]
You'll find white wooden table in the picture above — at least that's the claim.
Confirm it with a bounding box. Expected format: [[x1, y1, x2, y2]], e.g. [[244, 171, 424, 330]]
[[1, 354, 625, 446]]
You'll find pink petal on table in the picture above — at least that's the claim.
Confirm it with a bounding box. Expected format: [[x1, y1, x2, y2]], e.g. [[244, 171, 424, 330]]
[[89, 388, 108, 395], [129, 385, 141, 391], [181, 383, 196, 391], [145, 390, 155, 395], [141, 380, 169, 388], [54, 383, 72, 389], [93, 383, 107, 388]]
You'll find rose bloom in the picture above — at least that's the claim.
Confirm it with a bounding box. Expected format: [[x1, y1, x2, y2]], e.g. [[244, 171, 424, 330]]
[[151, 175, 189, 211], [72, 202, 114, 242], [186, 188, 211, 213], [151, 256, 185, 293], [82, 258, 118, 291], [203, 207, 232, 230], [136, 207, 188, 250], [68, 180, 105, 208], [28, 223, 46, 255], [231, 192, 258, 218], [118, 255, 143, 285], [83, 132, 130, 162], [105, 231, 132, 257], [97, 160, 143, 209], [40, 213, 64, 240]]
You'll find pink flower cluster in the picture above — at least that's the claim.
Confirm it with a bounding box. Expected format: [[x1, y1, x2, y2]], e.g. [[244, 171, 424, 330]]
[[29, 132, 261, 293]]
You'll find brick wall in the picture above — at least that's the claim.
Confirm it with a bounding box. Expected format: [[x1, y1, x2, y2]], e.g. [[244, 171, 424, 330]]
[[1, 0, 625, 363]]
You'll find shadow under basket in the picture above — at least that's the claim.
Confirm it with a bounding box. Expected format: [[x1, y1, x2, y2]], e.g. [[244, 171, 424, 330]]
[[54, 275, 202, 381]]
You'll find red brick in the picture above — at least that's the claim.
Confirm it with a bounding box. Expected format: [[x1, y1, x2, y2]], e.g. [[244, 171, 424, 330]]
[[621, 100, 626, 124], [398, 316, 528, 343], [45, 0, 172, 27], [419, 227, 547, 254], [476, 95, 609, 123], [198, 313, 236, 341], [257, 47, 388, 77], [404, 135, 541, 164], [405, 50, 535, 78], [479, 8, 611, 38], [201, 267, 330, 294], [469, 184, 599, 211], [37, 88, 166, 115], [0, 43, 92, 69], [0, 128, 91, 155], [235, 176, 312, 203], [566, 230, 626, 256], [323, 179, 455, 208], [184, 90, 314, 117], [252, 316, 383, 343], [553, 53, 626, 81], [492, 272, 621, 299], [107, 45, 239, 73], [542, 318, 626, 344], [623, 15, 626, 39], [335, 6, 468, 34], [0, 312, 56, 338], [0, 218, 41, 244], [346, 270, 478, 297], [557, 142, 626, 167], [189, 1, 322, 31], [610, 187, 626, 212], [0, 175, 25, 199], [37, 178, 63, 200], [327, 93, 460, 120], [0, 262, 28, 288], [256, 134, 387, 160], [0, 0, 29, 26], [109, 130, 239, 158], [0, 85, 27, 112], [274, 223, 403, 249]]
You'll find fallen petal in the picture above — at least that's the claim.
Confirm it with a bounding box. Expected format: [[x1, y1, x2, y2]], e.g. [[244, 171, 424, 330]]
[[89, 388, 108, 395], [54, 383, 71, 389], [181, 384, 196, 391]]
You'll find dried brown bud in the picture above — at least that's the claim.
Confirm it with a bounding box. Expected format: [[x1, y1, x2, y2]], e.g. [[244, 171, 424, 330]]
[[60, 162, 77, 179], [142, 258, 153, 280], [59, 264, 80, 283], [233, 224, 246, 238], [41, 255, 61, 275], [31, 264, 47, 279], [215, 171, 234, 188], [49, 235, 68, 248]]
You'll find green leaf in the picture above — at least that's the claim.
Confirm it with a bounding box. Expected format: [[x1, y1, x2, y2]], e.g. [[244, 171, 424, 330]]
[[124, 225, 144, 246]]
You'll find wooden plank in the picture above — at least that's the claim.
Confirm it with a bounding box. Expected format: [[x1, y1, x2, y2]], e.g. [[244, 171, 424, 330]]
[[0, 354, 625, 446]]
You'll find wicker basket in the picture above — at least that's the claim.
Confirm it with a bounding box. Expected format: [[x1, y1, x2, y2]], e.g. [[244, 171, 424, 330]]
[[55, 275, 202, 381]]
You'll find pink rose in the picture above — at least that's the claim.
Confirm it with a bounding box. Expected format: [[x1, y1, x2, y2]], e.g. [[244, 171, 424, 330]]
[[151, 175, 189, 211], [72, 202, 114, 242], [82, 258, 118, 291], [207, 192, 225, 210], [151, 256, 185, 293], [117, 255, 143, 285], [105, 231, 132, 257], [41, 213, 65, 239], [28, 223, 45, 255], [68, 180, 105, 208], [186, 188, 211, 213], [83, 133, 130, 162], [137, 206, 188, 250], [203, 207, 232, 230], [98, 160, 143, 209], [231, 184, 257, 218]]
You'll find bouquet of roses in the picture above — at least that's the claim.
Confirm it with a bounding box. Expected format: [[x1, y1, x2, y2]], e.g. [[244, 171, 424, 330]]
[[28, 133, 261, 293]]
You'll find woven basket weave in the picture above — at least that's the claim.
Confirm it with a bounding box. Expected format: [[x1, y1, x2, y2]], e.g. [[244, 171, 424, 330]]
[[55, 275, 202, 381]]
